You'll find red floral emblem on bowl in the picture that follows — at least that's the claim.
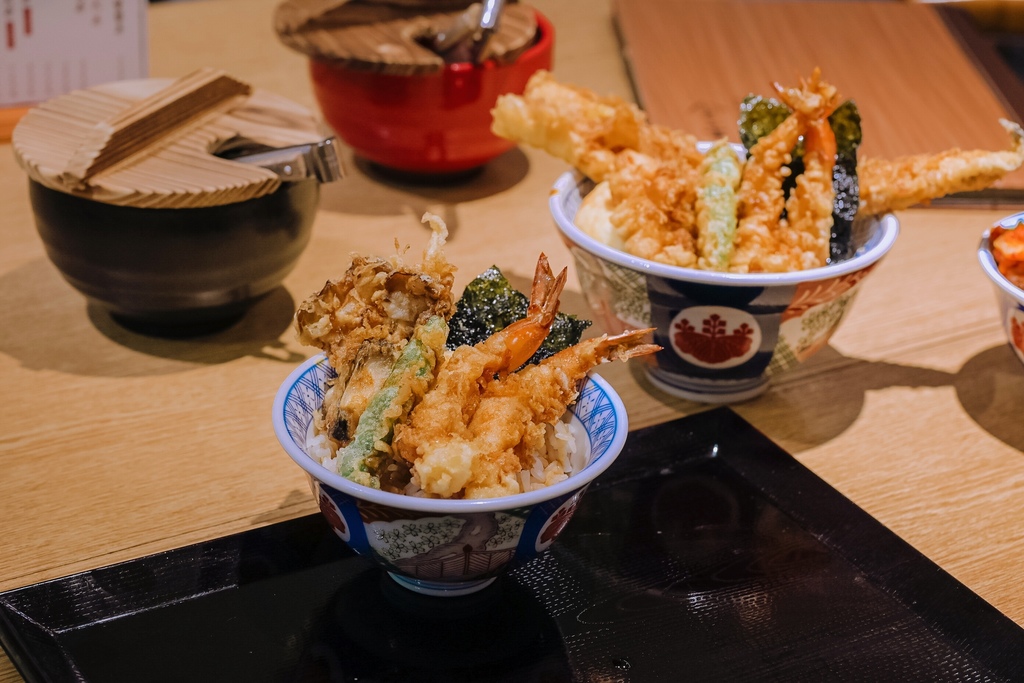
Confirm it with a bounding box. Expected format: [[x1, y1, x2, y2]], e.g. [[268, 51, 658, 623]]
[[536, 494, 582, 551], [670, 307, 761, 368], [319, 492, 346, 536]]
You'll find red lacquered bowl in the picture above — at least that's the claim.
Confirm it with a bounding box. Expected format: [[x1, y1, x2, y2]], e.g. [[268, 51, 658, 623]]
[[309, 10, 554, 175]]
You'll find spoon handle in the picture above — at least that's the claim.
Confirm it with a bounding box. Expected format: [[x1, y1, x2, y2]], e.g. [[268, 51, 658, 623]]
[[473, 0, 505, 62]]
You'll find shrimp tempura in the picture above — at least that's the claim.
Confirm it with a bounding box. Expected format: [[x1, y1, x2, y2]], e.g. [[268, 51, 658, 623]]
[[731, 69, 840, 272], [397, 329, 659, 499], [491, 69, 648, 182], [858, 119, 1024, 215]]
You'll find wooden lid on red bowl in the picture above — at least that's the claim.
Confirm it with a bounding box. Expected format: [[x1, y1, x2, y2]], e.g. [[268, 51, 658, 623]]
[[273, 0, 538, 75]]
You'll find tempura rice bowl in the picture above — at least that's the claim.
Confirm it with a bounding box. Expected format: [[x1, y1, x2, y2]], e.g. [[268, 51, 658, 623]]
[[272, 353, 628, 596], [550, 171, 900, 403]]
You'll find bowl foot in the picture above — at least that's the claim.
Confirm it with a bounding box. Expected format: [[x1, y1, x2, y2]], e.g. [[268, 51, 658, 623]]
[[107, 307, 248, 338], [645, 368, 770, 404], [387, 572, 497, 597], [328, 570, 568, 674]]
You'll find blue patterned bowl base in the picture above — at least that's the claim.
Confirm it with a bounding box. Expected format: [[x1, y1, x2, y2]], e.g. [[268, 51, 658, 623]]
[[645, 366, 770, 404]]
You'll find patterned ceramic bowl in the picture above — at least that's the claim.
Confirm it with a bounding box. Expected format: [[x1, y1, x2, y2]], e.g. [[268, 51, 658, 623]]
[[978, 214, 1024, 368], [550, 172, 900, 403], [272, 353, 628, 597]]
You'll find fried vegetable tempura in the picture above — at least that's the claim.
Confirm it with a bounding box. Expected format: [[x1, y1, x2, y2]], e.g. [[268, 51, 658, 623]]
[[492, 70, 1024, 273], [696, 140, 743, 270], [295, 214, 456, 444], [605, 149, 702, 267]]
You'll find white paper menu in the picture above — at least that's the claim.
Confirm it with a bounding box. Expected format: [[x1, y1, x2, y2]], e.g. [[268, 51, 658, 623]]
[[0, 0, 148, 108]]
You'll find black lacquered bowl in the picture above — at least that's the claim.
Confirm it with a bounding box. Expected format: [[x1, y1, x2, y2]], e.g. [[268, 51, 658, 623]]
[[30, 178, 319, 335]]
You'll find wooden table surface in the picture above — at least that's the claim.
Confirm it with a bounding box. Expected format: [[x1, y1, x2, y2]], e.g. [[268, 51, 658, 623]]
[[2, 0, 1024, 679], [615, 1, 1019, 153]]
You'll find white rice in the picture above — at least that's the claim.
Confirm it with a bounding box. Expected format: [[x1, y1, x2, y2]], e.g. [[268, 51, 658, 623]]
[[516, 418, 586, 493], [306, 429, 339, 474]]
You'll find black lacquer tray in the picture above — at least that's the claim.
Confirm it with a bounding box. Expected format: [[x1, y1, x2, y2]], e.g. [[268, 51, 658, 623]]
[[3, 408, 1023, 682]]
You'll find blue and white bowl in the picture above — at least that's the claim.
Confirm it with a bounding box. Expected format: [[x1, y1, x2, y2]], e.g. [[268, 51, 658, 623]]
[[272, 353, 628, 597], [979, 214, 1024, 369], [550, 171, 900, 403]]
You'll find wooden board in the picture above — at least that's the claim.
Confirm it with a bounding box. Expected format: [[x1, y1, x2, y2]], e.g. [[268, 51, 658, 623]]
[[612, 0, 1024, 190]]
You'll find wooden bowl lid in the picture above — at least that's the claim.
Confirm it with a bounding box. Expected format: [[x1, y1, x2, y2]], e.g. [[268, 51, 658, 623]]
[[274, 0, 538, 75], [11, 69, 327, 209]]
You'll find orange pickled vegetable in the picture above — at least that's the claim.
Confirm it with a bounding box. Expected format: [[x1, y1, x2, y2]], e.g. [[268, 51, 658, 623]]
[[992, 224, 1024, 289]]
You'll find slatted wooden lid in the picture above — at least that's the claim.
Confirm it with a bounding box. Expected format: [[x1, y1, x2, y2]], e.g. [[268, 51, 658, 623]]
[[274, 0, 538, 74], [11, 69, 327, 209]]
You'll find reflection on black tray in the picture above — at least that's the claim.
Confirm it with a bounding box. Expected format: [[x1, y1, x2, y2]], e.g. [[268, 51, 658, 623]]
[[2, 408, 1023, 682]]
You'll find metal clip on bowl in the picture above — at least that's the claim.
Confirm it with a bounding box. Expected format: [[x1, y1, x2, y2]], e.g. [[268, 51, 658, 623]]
[[228, 137, 344, 183]]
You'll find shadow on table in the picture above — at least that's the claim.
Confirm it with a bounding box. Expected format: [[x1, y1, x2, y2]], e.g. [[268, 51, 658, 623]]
[[0, 246, 578, 379], [952, 344, 1024, 450], [0, 257, 304, 377], [290, 568, 571, 681], [316, 147, 530, 235], [87, 286, 306, 365], [629, 342, 1024, 455]]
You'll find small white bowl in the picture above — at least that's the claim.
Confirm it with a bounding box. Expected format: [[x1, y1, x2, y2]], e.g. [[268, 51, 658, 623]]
[[978, 214, 1024, 368], [550, 171, 900, 403], [272, 353, 629, 596]]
